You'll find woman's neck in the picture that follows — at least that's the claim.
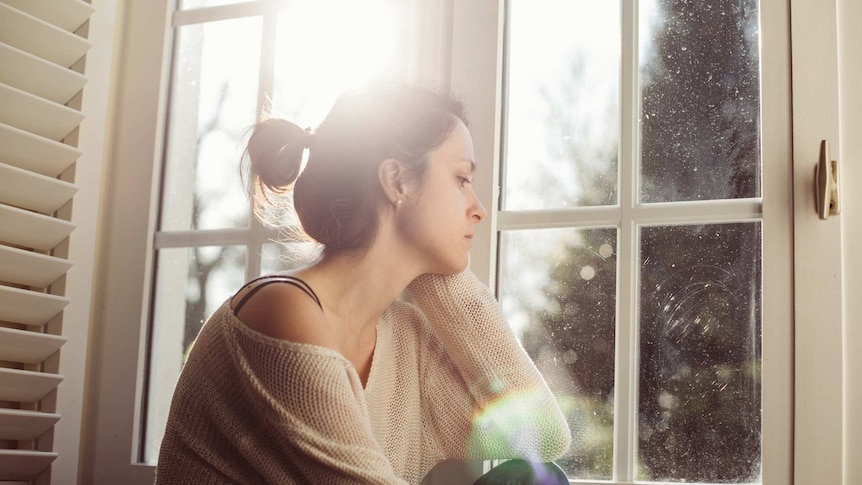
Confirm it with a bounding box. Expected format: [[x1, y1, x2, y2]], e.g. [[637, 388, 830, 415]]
[[297, 240, 421, 336]]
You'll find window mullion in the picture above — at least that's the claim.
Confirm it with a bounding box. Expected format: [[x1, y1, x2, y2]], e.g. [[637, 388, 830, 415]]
[[450, 0, 505, 287], [614, 0, 639, 481], [498, 207, 621, 230], [632, 199, 762, 223], [154, 228, 276, 248], [172, 0, 292, 27]]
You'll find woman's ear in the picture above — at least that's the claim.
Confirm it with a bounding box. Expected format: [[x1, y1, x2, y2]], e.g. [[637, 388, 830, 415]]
[[379, 158, 408, 205]]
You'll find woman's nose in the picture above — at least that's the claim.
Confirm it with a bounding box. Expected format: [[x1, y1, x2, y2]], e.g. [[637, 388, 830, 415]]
[[471, 195, 487, 222]]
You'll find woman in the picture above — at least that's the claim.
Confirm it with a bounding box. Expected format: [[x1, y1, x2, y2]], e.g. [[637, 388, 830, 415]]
[[155, 83, 571, 484]]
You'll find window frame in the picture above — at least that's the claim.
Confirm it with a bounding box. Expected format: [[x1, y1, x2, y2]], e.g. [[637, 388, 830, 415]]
[[82, 0, 851, 483], [81, 0, 173, 480], [788, 0, 844, 483]]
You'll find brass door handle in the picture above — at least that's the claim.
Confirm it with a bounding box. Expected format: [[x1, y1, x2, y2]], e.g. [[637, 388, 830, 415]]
[[815, 140, 840, 220]]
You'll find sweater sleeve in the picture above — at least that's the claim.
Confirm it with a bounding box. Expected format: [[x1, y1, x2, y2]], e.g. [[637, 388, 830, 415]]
[[156, 309, 409, 485], [407, 270, 572, 462]]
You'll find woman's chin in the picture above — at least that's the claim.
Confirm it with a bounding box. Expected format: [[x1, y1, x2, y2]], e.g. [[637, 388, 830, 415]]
[[418, 248, 471, 276], [438, 256, 469, 275], [419, 262, 460, 277]]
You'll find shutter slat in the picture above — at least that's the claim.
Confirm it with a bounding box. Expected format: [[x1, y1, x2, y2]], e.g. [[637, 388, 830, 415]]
[[0, 245, 73, 289], [0, 1, 95, 481], [0, 0, 95, 33], [0, 409, 61, 441], [0, 122, 81, 178], [0, 286, 69, 327], [0, 204, 75, 252], [0, 84, 84, 142], [0, 450, 58, 481], [0, 163, 78, 216], [0, 368, 63, 403], [0, 327, 66, 365], [0, 4, 93, 69], [0, 43, 87, 105]]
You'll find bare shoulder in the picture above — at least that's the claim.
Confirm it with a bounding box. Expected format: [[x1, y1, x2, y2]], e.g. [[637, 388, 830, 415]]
[[230, 280, 332, 347]]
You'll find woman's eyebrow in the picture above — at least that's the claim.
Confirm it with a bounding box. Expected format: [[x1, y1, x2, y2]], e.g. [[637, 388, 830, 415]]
[[456, 159, 476, 173]]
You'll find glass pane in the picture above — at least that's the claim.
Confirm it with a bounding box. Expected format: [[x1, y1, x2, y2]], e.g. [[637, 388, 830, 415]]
[[145, 245, 246, 464], [160, 17, 261, 231], [271, 0, 401, 127], [504, 0, 620, 210], [638, 223, 762, 482], [639, 0, 761, 202], [498, 228, 617, 480], [260, 240, 320, 275]]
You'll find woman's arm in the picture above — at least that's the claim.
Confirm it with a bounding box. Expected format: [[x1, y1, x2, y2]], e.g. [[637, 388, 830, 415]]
[[407, 270, 572, 462]]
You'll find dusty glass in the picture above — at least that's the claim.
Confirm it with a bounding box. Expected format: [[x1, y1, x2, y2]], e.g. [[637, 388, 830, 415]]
[[145, 245, 247, 463], [160, 17, 260, 231], [498, 227, 617, 480], [639, 0, 761, 202], [638, 222, 762, 482], [503, 0, 620, 210]]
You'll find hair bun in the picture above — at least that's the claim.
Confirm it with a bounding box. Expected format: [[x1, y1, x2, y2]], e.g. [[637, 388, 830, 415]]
[[246, 118, 309, 191]]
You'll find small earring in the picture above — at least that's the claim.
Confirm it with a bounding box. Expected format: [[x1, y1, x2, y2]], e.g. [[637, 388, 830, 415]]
[[395, 199, 403, 207]]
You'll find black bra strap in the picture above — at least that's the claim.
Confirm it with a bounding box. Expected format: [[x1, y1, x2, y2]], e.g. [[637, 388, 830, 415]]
[[233, 275, 322, 313]]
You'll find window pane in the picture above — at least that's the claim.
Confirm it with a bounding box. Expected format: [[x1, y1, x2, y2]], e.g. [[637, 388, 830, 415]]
[[271, 1, 401, 127], [160, 17, 261, 231], [498, 228, 617, 480], [638, 222, 761, 482], [145, 245, 246, 464], [639, 0, 761, 203], [504, 0, 620, 210]]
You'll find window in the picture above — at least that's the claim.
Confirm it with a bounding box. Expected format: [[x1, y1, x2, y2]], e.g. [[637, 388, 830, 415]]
[[145, 0, 785, 479], [144, 0, 406, 464], [452, 0, 791, 483], [144, 0, 789, 479], [93, 0, 859, 482]]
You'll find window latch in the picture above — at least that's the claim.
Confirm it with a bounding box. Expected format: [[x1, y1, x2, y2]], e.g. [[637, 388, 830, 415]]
[[815, 139, 841, 220]]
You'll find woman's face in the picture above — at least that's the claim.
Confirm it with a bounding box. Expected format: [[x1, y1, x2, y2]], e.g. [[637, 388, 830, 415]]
[[397, 120, 487, 274]]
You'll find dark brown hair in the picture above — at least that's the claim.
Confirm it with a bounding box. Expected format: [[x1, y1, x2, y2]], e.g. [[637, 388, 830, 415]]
[[244, 83, 466, 253]]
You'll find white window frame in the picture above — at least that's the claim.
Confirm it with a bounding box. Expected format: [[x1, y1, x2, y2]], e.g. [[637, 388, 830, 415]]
[[788, 0, 844, 483], [80, 0, 859, 483], [837, 1, 862, 482], [80, 0, 174, 481]]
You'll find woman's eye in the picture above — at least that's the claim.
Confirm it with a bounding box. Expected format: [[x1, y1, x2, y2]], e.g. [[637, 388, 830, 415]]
[[457, 176, 472, 187]]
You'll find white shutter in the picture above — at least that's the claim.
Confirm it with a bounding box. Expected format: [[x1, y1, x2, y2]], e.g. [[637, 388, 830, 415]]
[[0, 0, 94, 481]]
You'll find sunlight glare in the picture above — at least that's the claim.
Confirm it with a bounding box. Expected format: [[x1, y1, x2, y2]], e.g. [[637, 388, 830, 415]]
[[272, 0, 398, 126]]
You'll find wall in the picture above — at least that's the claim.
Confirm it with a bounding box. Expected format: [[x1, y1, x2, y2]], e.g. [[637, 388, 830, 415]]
[[45, 0, 118, 483]]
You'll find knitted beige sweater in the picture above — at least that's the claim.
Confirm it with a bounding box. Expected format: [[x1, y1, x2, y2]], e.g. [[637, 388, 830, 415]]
[[155, 271, 571, 484]]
